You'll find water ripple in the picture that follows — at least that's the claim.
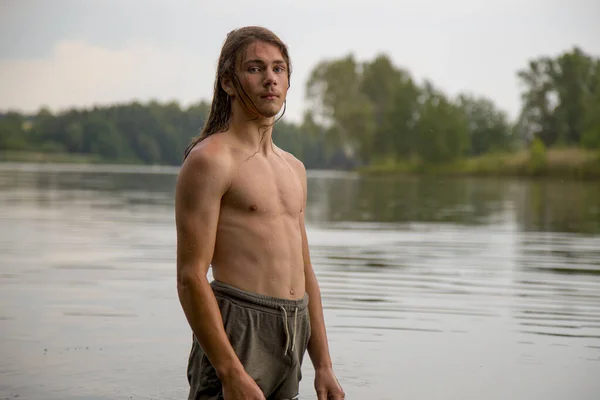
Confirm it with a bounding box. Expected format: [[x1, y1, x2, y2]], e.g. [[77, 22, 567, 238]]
[[1, 164, 599, 400]]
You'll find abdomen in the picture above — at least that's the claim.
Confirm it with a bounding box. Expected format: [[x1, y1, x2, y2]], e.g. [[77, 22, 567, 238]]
[[210, 211, 305, 299]]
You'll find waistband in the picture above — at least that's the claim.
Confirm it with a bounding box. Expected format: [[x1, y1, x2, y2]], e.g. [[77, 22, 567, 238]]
[[211, 280, 309, 315]]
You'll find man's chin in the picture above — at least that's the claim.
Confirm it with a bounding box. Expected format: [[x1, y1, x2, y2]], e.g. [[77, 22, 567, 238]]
[[257, 106, 283, 119]]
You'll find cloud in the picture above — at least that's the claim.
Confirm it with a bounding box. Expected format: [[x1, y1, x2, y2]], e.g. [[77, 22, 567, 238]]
[[0, 39, 217, 114]]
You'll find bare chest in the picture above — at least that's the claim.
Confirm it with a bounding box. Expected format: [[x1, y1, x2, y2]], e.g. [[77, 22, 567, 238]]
[[224, 157, 304, 217]]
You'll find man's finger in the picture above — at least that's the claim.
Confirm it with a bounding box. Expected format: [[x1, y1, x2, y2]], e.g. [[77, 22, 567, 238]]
[[329, 388, 346, 400], [316, 389, 328, 400]]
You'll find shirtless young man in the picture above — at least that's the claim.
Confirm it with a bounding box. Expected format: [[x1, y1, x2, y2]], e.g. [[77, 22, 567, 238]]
[[175, 26, 345, 400]]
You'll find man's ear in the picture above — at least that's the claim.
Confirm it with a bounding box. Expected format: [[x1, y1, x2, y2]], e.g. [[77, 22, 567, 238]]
[[221, 77, 235, 97]]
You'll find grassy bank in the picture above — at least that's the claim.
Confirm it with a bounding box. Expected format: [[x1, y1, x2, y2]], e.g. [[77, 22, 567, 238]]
[[0, 151, 142, 165], [358, 147, 600, 180]]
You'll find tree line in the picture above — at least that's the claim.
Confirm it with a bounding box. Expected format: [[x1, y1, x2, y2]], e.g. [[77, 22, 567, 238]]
[[1, 46, 599, 169], [303, 46, 600, 166]]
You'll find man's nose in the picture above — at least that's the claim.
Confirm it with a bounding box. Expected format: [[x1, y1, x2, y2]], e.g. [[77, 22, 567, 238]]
[[264, 69, 277, 86]]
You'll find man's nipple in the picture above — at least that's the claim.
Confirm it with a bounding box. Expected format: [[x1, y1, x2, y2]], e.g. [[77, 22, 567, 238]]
[[249, 204, 258, 211]]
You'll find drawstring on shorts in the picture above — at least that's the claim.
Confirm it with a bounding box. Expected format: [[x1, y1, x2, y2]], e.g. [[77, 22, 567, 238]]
[[280, 306, 298, 356]]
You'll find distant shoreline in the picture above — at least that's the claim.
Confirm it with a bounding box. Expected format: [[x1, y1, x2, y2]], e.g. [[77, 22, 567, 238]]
[[2, 148, 600, 180], [356, 147, 600, 180], [0, 151, 133, 165]]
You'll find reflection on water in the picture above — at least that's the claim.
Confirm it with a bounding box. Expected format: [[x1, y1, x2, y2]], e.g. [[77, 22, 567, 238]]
[[0, 163, 599, 400]]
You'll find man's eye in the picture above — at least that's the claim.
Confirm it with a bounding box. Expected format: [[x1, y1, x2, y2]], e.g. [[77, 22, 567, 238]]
[[248, 67, 261, 73]]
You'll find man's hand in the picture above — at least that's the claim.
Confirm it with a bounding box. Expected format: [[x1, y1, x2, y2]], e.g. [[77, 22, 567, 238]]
[[221, 369, 266, 400], [315, 367, 345, 400]]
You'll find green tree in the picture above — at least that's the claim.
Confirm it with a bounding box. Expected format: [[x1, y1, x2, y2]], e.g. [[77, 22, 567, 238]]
[[413, 82, 469, 163], [517, 47, 600, 147], [81, 115, 126, 160], [306, 54, 375, 164], [458, 94, 515, 155], [581, 59, 600, 149], [360, 54, 420, 159], [0, 112, 28, 151]]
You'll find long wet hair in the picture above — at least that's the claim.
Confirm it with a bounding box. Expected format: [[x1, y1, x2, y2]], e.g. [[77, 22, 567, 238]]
[[183, 26, 292, 160]]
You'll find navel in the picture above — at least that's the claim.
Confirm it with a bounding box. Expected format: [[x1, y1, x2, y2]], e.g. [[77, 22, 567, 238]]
[[290, 288, 295, 296]]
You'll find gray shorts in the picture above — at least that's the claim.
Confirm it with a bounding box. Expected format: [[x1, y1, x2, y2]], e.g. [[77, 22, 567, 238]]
[[186, 280, 311, 400]]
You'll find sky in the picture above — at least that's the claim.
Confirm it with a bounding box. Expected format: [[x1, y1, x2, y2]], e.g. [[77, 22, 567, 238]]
[[1, 0, 599, 124]]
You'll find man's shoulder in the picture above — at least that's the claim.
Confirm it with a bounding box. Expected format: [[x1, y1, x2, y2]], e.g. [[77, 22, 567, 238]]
[[183, 134, 234, 170], [279, 149, 306, 178], [178, 134, 235, 189]]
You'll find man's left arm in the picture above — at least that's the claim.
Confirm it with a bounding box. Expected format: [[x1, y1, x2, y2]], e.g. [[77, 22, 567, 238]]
[[296, 162, 345, 400]]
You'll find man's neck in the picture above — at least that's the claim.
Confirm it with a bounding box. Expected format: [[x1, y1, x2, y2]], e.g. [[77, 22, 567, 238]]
[[229, 108, 275, 154]]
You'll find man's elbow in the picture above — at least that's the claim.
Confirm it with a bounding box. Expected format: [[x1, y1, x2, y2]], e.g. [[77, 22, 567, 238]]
[[177, 265, 206, 293]]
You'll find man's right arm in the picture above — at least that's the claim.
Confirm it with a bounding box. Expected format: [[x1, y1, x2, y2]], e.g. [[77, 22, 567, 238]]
[[175, 145, 243, 380]]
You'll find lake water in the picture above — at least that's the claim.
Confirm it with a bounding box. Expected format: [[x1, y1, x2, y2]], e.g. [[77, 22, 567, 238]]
[[1, 162, 599, 400]]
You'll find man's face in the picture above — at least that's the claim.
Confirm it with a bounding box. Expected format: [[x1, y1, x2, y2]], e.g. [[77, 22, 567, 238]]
[[236, 40, 289, 118]]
